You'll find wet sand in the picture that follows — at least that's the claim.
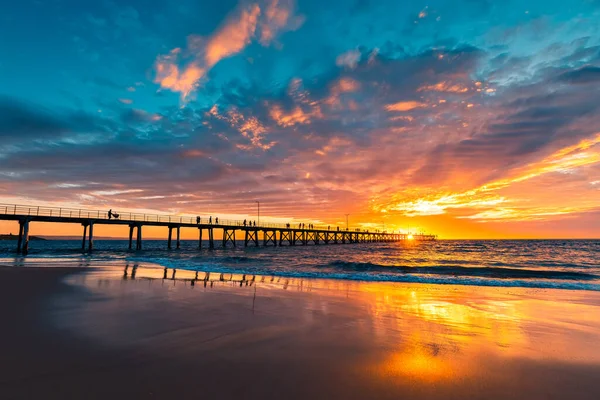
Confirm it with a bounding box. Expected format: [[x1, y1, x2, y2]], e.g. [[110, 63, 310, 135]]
[[2, 264, 600, 400]]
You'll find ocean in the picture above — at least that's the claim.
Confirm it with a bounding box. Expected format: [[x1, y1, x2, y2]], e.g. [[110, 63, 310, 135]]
[[1, 239, 599, 291]]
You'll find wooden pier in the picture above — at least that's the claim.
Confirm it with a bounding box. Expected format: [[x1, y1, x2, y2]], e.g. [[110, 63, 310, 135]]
[[0, 204, 436, 255]]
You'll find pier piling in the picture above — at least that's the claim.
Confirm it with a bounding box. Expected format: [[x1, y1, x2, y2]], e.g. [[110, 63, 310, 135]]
[[82, 224, 88, 251], [136, 225, 142, 250], [22, 220, 30, 255], [128, 225, 134, 250], [88, 222, 94, 252]]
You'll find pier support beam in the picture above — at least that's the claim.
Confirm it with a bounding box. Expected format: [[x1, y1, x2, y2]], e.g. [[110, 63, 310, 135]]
[[128, 225, 134, 250], [244, 229, 259, 247], [293, 230, 304, 246], [176, 226, 181, 249], [16, 222, 24, 254], [82, 224, 88, 252], [21, 220, 30, 255], [208, 228, 214, 250], [136, 225, 142, 250], [223, 229, 236, 248], [168, 226, 173, 249], [263, 230, 276, 246], [279, 230, 291, 246], [198, 228, 203, 249], [88, 222, 94, 252]]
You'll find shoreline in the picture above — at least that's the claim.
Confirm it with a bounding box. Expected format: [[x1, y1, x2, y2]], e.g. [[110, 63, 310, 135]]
[[2, 263, 600, 399], [2, 255, 599, 292]]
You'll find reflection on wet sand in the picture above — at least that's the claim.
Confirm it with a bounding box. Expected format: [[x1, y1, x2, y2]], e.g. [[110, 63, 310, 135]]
[[55, 263, 600, 398]]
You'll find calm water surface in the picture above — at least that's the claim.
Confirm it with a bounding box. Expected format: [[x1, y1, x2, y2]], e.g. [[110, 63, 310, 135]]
[[1, 239, 599, 291]]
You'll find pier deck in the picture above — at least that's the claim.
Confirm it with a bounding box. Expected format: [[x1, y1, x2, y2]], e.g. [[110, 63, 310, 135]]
[[0, 204, 436, 254]]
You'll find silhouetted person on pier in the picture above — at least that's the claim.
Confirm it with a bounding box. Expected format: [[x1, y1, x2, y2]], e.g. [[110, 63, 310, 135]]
[[209, 216, 212, 224], [108, 209, 112, 219], [253, 221, 256, 227], [243, 219, 247, 226], [196, 216, 200, 224], [216, 217, 219, 224]]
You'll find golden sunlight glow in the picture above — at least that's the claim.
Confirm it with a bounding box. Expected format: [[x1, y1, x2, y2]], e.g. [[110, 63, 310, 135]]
[[375, 133, 600, 223], [407, 234, 414, 240]]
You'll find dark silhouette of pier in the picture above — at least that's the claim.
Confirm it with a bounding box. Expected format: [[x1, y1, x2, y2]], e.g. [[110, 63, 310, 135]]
[[0, 204, 436, 255]]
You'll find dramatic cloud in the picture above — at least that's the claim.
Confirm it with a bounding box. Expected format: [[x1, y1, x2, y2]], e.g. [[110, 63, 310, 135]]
[[2, 0, 600, 238]]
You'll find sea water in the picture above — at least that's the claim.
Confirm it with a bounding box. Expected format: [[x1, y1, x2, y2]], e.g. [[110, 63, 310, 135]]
[[1, 239, 599, 291]]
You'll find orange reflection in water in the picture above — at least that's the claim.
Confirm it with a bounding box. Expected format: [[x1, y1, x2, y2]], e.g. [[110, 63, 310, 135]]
[[64, 263, 600, 385], [346, 281, 600, 383], [378, 343, 459, 382]]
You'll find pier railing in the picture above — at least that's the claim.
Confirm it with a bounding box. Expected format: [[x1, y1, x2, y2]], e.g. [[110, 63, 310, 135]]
[[0, 203, 388, 232]]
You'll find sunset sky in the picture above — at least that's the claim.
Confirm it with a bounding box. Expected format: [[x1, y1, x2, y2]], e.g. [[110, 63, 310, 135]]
[[1, 0, 600, 238]]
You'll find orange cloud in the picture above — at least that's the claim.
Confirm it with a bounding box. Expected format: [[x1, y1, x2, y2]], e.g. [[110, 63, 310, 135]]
[[181, 149, 206, 158], [314, 137, 353, 156], [212, 107, 276, 150], [325, 77, 361, 108], [154, 1, 303, 100], [205, 4, 261, 67], [240, 116, 276, 150], [418, 81, 469, 93], [333, 77, 360, 93], [260, 0, 304, 45], [270, 104, 322, 127], [154, 50, 206, 100], [385, 101, 426, 112]]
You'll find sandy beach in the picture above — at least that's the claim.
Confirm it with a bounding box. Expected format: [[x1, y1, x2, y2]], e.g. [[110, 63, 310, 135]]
[[2, 263, 600, 400]]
